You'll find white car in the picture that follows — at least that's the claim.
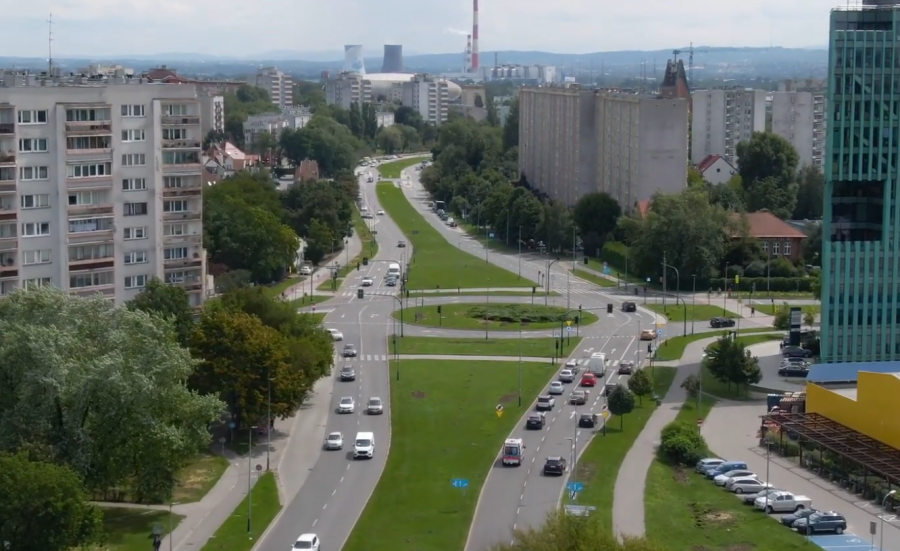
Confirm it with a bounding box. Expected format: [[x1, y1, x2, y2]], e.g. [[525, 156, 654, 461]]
[[548, 381, 565, 395], [377, 210, 385, 215], [292, 534, 320, 551], [564, 359, 578, 368], [536, 395, 556, 410], [559, 369, 575, 383], [361, 276, 374, 286], [714, 469, 755, 486], [327, 328, 344, 341], [324, 432, 343, 450], [338, 397, 355, 413], [367, 397, 384, 414], [299, 266, 311, 276], [728, 477, 773, 494]]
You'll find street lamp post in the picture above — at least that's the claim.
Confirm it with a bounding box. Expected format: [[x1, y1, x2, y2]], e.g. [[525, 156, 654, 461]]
[[698, 353, 707, 416], [266, 378, 272, 471], [691, 274, 697, 335], [546, 258, 560, 306], [723, 263, 731, 316], [247, 425, 257, 533], [881, 490, 897, 550], [517, 225, 523, 279], [168, 502, 179, 551], [661, 254, 687, 336], [518, 327, 523, 406]]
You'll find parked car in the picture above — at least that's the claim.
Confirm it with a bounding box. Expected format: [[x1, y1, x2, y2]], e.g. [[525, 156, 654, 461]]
[[754, 491, 812, 513], [536, 395, 556, 411], [542, 456, 567, 476], [714, 469, 756, 486], [617, 360, 635, 375], [695, 458, 724, 474], [728, 477, 773, 494], [794, 512, 847, 534], [548, 382, 565, 395], [778, 365, 809, 377], [780, 508, 820, 527], [742, 487, 783, 504], [526, 413, 546, 430], [580, 373, 597, 387], [782, 345, 813, 358], [710, 317, 736, 328], [578, 413, 599, 428]]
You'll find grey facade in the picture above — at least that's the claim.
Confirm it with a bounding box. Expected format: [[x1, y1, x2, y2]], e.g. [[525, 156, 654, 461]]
[[771, 86, 827, 171], [253, 67, 293, 108], [691, 88, 766, 167]]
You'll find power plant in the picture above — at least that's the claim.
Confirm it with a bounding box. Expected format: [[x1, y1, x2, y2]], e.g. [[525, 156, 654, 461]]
[[343, 45, 365, 75], [381, 45, 404, 73], [470, 0, 480, 73]]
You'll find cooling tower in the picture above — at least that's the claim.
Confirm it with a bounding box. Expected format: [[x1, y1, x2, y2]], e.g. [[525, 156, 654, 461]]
[[343, 45, 366, 75], [381, 45, 404, 73]]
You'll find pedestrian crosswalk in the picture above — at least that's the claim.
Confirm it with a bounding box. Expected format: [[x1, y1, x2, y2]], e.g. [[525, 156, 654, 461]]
[[335, 354, 390, 362]]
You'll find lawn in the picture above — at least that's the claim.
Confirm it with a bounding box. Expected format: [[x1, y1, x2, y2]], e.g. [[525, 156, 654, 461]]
[[378, 157, 425, 179], [570, 267, 617, 287], [653, 328, 778, 362], [732, 291, 814, 300], [376, 183, 533, 289], [645, 303, 740, 322], [567, 367, 677, 529], [752, 303, 820, 316], [172, 453, 230, 503], [406, 290, 558, 298], [99, 508, 185, 551], [700, 334, 783, 399], [197, 472, 281, 551], [390, 336, 582, 358], [342, 359, 551, 551], [396, 302, 599, 331]]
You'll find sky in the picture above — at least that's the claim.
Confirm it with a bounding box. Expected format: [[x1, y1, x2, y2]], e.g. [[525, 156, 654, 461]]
[[4, 0, 839, 58]]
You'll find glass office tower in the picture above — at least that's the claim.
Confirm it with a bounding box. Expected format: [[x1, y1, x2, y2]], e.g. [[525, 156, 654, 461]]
[[822, 0, 900, 362]]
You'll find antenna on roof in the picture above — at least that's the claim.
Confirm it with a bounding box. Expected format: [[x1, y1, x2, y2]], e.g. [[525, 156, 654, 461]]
[[47, 13, 53, 74]]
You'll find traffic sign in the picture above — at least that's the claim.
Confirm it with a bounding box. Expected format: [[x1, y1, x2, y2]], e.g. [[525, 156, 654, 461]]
[[603, 266, 611, 275], [451, 478, 469, 489], [657, 329, 663, 337], [734, 275, 740, 284], [566, 326, 572, 333], [228, 421, 236, 429], [601, 410, 610, 419], [566, 320, 573, 326], [495, 404, 504, 412], [496, 410, 503, 418], [564, 505, 597, 516], [489, 232, 495, 238], [697, 418, 703, 427], [646, 277, 650, 283], [567, 481, 584, 493]]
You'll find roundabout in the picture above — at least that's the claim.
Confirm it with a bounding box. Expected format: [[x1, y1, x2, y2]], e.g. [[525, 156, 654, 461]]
[[392, 302, 600, 331]]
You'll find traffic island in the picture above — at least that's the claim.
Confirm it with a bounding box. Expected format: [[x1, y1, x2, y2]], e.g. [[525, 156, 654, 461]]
[[392, 302, 599, 331], [388, 336, 582, 357]]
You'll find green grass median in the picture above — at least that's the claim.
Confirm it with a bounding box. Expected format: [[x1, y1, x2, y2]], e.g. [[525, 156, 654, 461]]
[[342, 359, 551, 551], [389, 336, 581, 357], [378, 157, 424, 178], [395, 302, 599, 331], [653, 328, 777, 362], [646, 303, 740, 322], [376, 183, 533, 289], [198, 472, 280, 551], [751, 303, 820, 316], [700, 334, 783, 399], [570, 267, 617, 287]]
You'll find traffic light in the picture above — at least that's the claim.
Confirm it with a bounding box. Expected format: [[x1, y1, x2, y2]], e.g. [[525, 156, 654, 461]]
[[357, 289, 364, 299], [648, 343, 652, 353], [606, 304, 613, 314], [357, 262, 360, 271], [583, 257, 589, 264], [532, 286, 536, 294], [575, 316, 580, 325], [363, 257, 369, 266], [437, 305, 442, 314]]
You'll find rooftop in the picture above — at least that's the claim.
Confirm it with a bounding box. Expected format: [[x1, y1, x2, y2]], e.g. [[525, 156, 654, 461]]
[[696, 154, 728, 173], [808, 362, 900, 383], [732, 211, 807, 239]]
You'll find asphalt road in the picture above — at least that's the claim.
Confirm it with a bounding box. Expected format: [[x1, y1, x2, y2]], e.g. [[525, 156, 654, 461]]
[[257, 163, 410, 551]]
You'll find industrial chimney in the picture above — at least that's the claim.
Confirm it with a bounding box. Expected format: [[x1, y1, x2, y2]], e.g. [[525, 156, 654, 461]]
[[465, 35, 472, 72], [381, 45, 404, 73], [471, 0, 479, 71]]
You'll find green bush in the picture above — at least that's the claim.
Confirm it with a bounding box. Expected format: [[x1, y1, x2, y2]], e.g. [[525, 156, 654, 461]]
[[659, 420, 708, 466], [600, 241, 628, 270], [710, 276, 812, 293], [465, 304, 568, 324]]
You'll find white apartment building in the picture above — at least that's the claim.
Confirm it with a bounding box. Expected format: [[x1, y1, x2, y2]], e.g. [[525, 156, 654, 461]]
[[243, 108, 313, 146], [198, 94, 225, 136], [0, 82, 206, 306], [691, 88, 766, 168], [253, 67, 293, 108], [771, 84, 826, 170], [401, 74, 450, 126], [324, 74, 373, 110]]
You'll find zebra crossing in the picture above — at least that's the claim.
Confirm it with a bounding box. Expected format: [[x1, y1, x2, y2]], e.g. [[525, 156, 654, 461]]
[[337, 354, 390, 362]]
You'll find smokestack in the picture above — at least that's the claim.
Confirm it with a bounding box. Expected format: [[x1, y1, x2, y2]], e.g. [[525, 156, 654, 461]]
[[472, 0, 479, 71], [381, 45, 404, 73], [466, 34, 472, 73]]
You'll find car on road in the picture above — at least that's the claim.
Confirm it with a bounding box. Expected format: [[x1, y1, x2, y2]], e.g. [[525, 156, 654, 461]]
[[327, 328, 344, 341], [794, 512, 848, 534], [367, 397, 383, 414], [353, 431, 375, 459], [338, 397, 355, 413], [385, 278, 397, 287], [564, 358, 578, 368], [777, 364, 809, 377], [548, 381, 565, 395], [342, 344, 357, 357], [780, 508, 820, 527], [728, 477, 773, 494], [782, 345, 813, 358], [299, 265, 312, 276], [710, 317, 736, 328], [743, 487, 783, 504], [292, 533, 320, 551], [339, 366, 356, 381], [397, 240, 407, 248], [525, 413, 546, 429], [579, 413, 599, 428], [696, 458, 724, 473], [542, 456, 567, 476], [621, 301, 637, 312], [377, 210, 385, 215], [617, 360, 635, 375], [536, 395, 556, 410], [324, 432, 343, 450], [580, 373, 597, 387], [714, 469, 755, 486], [559, 369, 575, 383], [361, 277, 374, 286], [640, 329, 656, 340], [754, 491, 812, 513], [569, 390, 588, 405]]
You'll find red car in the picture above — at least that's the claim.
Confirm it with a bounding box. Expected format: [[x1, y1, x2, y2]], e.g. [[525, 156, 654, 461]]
[[580, 373, 597, 387]]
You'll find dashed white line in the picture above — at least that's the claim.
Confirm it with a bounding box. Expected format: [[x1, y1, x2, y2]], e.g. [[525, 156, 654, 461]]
[[541, 436, 546, 442], [523, 481, 527, 487], [322, 503, 328, 510], [332, 489, 337, 496], [312, 519, 317, 527], [516, 507, 520, 515], [340, 476, 344, 483], [520, 493, 524, 500]]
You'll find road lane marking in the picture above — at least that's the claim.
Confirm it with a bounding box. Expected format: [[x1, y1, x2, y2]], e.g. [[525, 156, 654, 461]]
[[312, 519, 317, 527], [523, 481, 527, 487], [516, 508, 520, 515], [332, 489, 337, 496], [323, 503, 327, 509], [520, 493, 524, 500], [340, 476, 344, 483], [569, 411, 576, 419]]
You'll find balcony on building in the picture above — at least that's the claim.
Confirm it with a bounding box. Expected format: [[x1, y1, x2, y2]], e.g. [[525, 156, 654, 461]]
[[161, 103, 201, 127], [66, 135, 112, 157], [68, 270, 116, 298], [67, 200, 113, 217], [162, 150, 201, 174], [0, 280, 15, 297], [0, 141, 14, 166], [64, 107, 112, 135], [68, 243, 114, 270], [163, 175, 202, 198], [0, 223, 16, 250], [164, 248, 204, 269], [0, 250, 16, 280], [0, 196, 15, 222], [0, 107, 14, 135], [167, 271, 204, 291], [67, 216, 115, 244]]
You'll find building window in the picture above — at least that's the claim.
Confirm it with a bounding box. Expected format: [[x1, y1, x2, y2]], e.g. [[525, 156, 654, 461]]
[[66, 108, 110, 122], [124, 202, 148, 216], [164, 247, 188, 260], [20, 194, 50, 209], [772, 241, 780, 256], [121, 105, 145, 118], [69, 191, 105, 206], [162, 151, 199, 165], [165, 104, 189, 116], [761, 240, 769, 253], [164, 176, 186, 189], [18, 138, 49, 153], [123, 226, 148, 240], [21, 222, 50, 237], [68, 217, 114, 233], [70, 271, 114, 288], [68, 162, 111, 178], [166, 271, 188, 283], [122, 178, 147, 191], [124, 251, 148, 265], [22, 249, 51, 265], [164, 223, 187, 236], [162, 128, 188, 140], [121, 129, 146, 142], [69, 244, 113, 261], [124, 274, 149, 289], [163, 200, 188, 213], [122, 153, 146, 166], [783, 241, 792, 257], [24, 277, 52, 289], [17, 110, 48, 124], [67, 136, 110, 150]]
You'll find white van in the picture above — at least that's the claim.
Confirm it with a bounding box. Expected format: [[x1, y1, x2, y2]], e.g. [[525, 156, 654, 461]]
[[588, 353, 607, 376], [353, 431, 375, 459], [387, 262, 401, 278]]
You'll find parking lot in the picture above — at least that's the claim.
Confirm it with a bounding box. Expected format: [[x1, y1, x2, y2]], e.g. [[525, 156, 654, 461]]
[[811, 534, 883, 551]]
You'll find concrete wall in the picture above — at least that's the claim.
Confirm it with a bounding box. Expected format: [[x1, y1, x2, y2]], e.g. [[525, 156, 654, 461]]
[[637, 97, 689, 201], [807, 372, 900, 449]]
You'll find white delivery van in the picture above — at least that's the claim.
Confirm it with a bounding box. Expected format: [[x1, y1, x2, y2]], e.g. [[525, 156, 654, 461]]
[[387, 262, 401, 278], [588, 353, 607, 376], [502, 438, 525, 466], [353, 431, 375, 459]]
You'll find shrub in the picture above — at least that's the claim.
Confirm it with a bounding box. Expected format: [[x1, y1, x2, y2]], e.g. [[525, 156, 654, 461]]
[[710, 276, 812, 293], [659, 420, 708, 466], [600, 241, 628, 270]]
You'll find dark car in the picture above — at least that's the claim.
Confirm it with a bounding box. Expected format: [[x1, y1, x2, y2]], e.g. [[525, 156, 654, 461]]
[[342, 344, 357, 358], [525, 413, 546, 430], [386, 278, 397, 287], [782, 345, 813, 358], [618, 360, 635, 375], [397, 240, 407, 248], [542, 456, 567, 476], [778, 365, 809, 377], [780, 508, 820, 527], [339, 366, 356, 381], [621, 301, 637, 313], [579, 413, 598, 428], [794, 512, 848, 535], [710, 317, 736, 328]]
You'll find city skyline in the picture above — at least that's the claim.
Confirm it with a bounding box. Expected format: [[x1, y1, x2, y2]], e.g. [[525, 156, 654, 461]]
[[6, 0, 837, 58]]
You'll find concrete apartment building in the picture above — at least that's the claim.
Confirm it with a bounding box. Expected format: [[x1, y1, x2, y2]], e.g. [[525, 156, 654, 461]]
[[691, 88, 766, 167], [198, 94, 225, 137], [771, 80, 827, 170], [324, 73, 373, 110], [253, 67, 293, 108], [0, 76, 206, 306], [401, 74, 450, 125], [518, 85, 689, 208]]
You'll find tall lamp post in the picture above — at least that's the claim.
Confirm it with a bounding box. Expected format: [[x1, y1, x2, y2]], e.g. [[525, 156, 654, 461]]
[[266, 377, 273, 471], [546, 258, 560, 306], [691, 274, 697, 335], [168, 502, 180, 551], [517, 225, 523, 279], [723, 263, 731, 316], [661, 254, 687, 336], [247, 425, 257, 533], [518, 326, 523, 406], [881, 490, 897, 550]]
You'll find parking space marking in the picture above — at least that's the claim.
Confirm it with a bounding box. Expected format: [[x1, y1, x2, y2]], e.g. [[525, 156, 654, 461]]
[[809, 534, 880, 551]]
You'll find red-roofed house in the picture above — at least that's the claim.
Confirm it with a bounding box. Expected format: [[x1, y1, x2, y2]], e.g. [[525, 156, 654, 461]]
[[202, 142, 258, 181], [295, 159, 320, 182], [696, 154, 736, 185], [731, 211, 807, 262]]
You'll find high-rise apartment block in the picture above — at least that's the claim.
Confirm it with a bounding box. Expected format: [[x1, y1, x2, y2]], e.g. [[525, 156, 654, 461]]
[[518, 86, 689, 208], [0, 80, 206, 306], [324, 73, 373, 110], [690, 88, 766, 167], [401, 74, 450, 126], [820, 1, 900, 362], [253, 67, 293, 108], [771, 80, 827, 171]]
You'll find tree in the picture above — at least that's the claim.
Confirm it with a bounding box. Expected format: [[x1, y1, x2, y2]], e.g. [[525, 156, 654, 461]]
[[627, 368, 654, 405], [280, 177, 356, 247], [376, 125, 403, 153], [704, 335, 762, 395], [607, 385, 636, 429], [736, 132, 800, 193], [304, 218, 335, 265], [773, 303, 791, 330], [128, 277, 194, 346], [809, 272, 822, 301], [538, 200, 573, 252], [793, 165, 825, 220], [395, 124, 421, 151], [573, 192, 622, 257], [804, 310, 817, 327], [204, 171, 282, 218], [687, 166, 705, 187], [707, 176, 746, 211], [680, 373, 701, 400], [223, 86, 276, 146], [0, 288, 224, 502], [659, 421, 708, 466], [0, 453, 105, 551], [502, 97, 519, 151], [394, 105, 425, 132], [745, 176, 798, 220], [801, 223, 822, 266]]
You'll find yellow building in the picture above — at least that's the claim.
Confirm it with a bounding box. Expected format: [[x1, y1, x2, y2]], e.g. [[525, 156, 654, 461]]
[[806, 371, 900, 450]]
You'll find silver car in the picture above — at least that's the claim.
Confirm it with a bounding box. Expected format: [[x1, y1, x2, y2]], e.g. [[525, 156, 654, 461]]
[[367, 397, 384, 415], [324, 432, 343, 450], [548, 382, 565, 395]]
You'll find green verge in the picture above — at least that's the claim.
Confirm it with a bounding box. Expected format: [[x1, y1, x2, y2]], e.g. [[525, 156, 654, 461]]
[[390, 336, 582, 358], [752, 303, 820, 316], [406, 290, 559, 298], [376, 183, 534, 289], [653, 328, 777, 362], [570, 267, 617, 287], [315, 210, 380, 292], [568, 367, 677, 529], [342, 360, 551, 551], [395, 302, 599, 331], [100, 508, 185, 551], [378, 157, 425, 178], [700, 334, 783, 399], [172, 453, 230, 503], [197, 472, 280, 551], [645, 303, 741, 322]]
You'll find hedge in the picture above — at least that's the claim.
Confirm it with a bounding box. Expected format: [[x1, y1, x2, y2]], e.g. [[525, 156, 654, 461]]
[[710, 277, 812, 293]]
